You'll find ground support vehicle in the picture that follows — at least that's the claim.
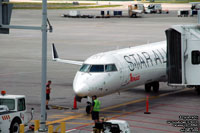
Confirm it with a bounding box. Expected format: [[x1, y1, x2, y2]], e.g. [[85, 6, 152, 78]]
[[93, 120, 131, 133], [0, 91, 33, 133]]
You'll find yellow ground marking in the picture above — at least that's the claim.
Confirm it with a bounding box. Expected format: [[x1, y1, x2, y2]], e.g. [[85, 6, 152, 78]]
[[46, 114, 84, 125], [46, 88, 192, 125], [63, 112, 76, 114], [74, 117, 91, 120], [48, 115, 67, 119], [157, 88, 192, 97], [101, 98, 145, 111], [103, 110, 131, 113]]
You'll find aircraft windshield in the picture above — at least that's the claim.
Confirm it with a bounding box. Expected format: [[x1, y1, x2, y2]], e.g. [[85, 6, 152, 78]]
[[79, 64, 90, 72], [90, 65, 104, 72], [79, 64, 117, 73], [105, 64, 117, 72]]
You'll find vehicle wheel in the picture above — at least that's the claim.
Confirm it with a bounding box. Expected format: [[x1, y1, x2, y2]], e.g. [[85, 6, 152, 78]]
[[152, 82, 159, 92], [145, 84, 151, 92], [10, 119, 21, 133]]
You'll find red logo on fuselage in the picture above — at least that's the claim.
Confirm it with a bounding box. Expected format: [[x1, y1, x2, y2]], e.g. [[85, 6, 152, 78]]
[[129, 73, 140, 82]]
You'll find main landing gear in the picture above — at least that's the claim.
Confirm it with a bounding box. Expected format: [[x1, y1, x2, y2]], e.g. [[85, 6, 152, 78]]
[[145, 81, 159, 92], [195, 86, 200, 95]]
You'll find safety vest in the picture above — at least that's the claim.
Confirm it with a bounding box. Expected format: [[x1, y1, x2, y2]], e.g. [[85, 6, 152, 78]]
[[93, 99, 101, 112]]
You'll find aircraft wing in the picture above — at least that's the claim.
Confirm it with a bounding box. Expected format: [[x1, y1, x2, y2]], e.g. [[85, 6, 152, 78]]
[[51, 44, 83, 66]]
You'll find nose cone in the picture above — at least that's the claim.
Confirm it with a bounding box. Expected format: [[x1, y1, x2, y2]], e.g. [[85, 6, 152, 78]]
[[73, 83, 89, 97]]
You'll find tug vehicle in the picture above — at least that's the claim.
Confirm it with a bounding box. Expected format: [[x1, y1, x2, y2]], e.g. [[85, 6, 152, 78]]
[[0, 90, 33, 133]]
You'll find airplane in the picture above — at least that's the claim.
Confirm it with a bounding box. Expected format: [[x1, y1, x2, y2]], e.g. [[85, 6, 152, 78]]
[[52, 41, 167, 113]]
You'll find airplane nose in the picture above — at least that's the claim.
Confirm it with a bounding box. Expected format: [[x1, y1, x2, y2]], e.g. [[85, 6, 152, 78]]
[[73, 84, 89, 97]]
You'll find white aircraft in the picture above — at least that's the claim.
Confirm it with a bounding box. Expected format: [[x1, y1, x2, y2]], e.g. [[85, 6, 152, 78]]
[[52, 41, 167, 112]]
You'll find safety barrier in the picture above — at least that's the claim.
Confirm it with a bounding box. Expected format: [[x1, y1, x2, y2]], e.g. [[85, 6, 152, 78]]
[[48, 125, 53, 133], [34, 120, 40, 131], [19, 120, 66, 133], [20, 124, 24, 133], [54, 122, 66, 133]]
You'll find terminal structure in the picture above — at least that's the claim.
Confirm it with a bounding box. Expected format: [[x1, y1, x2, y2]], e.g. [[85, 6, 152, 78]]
[[166, 25, 200, 94]]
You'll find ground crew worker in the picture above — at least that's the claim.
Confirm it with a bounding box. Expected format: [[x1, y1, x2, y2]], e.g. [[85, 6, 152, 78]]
[[90, 95, 101, 125], [46, 80, 52, 110]]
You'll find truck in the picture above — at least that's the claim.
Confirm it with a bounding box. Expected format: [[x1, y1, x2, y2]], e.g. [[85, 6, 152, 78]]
[[145, 4, 162, 14], [0, 90, 33, 133], [190, 2, 200, 16], [128, 4, 145, 18]]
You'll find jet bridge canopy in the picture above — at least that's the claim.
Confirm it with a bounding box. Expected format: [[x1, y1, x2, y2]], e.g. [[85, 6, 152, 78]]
[[166, 25, 200, 86]]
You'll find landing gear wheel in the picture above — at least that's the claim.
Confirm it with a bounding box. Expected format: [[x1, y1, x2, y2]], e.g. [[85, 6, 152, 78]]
[[195, 86, 200, 95], [145, 84, 151, 92], [10, 119, 21, 133], [153, 82, 159, 93]]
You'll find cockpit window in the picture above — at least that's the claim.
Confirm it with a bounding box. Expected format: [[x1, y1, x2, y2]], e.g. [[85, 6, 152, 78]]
[[89, 65, 104, 72], [80, 64, 90, 72], [105, 64, 117, 72]]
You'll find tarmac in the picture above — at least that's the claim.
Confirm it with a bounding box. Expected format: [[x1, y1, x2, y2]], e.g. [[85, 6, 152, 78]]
[[0, 3, 199, 133]]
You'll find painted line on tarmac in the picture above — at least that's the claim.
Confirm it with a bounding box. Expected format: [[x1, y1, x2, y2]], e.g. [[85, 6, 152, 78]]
[[48, 115, 67, 119], [130, 125, 181, 133], [63, 112, 76, 114], [129, 114, 175, 121], [65, 129, 76, 133], [150, 111, 180, 118], [46, 114, 84, 125], [119, 118, 173, 127], [156, 88, 192, 97], [66, 122, 89, 125], [102, 88, 191, 112], [102, 110, 131, 113], [162, 103, 200, 110], [47, 88, 191, 125], [153, 108, 200, 116], [65, 123, 93, 132]]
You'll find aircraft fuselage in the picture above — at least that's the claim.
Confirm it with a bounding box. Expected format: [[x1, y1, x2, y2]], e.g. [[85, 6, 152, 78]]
[[73, 41, 167, 97]]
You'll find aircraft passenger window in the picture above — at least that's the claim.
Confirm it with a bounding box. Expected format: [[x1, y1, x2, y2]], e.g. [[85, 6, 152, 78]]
[[192, 51, 200, 65], [105, 64, 117, 72], [80, 64, 91, 72], [89, 65, 104, 72]]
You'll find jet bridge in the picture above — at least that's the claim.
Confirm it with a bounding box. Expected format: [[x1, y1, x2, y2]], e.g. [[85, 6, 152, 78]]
[[166, 25, 200, 94]]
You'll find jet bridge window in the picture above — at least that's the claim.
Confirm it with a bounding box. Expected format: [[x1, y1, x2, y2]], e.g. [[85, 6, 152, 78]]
[[192, 51, 200, 65], [105, 64, 117, 72], [80, 64, 91, 72], [89, 65, 104, 72]]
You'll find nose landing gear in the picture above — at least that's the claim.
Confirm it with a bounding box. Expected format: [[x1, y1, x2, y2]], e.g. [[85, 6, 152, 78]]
[[86, 102, 92, 114]]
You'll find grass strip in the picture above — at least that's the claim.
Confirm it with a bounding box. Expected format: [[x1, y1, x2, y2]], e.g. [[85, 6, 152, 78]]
[[13, 5, 121, 10]]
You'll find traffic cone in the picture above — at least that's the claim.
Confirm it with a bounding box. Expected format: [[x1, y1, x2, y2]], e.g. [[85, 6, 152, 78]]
[[72, 96, 78, 110], [144, 95, 151, 114]]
